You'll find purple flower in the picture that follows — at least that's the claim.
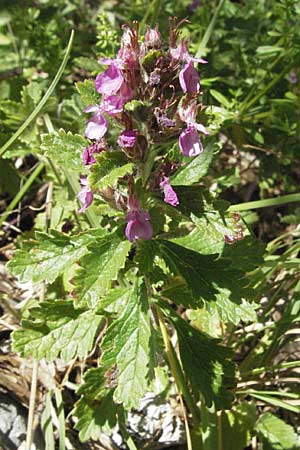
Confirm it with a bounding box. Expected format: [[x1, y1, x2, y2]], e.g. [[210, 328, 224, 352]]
[[178, 101, 208, 156], [178, 101, 209, 134], [145, 25, 162, 48], [179, 62, 200, 94], [125, 196, 153, 242], [170, 40, 207, 64], [118, 130, 138, 148], [82, 141, 106, 165], [160, 177, 179, 206], [95, 64, 124, 95], [179, 125, 203, 156], [288, 70, 297, 84], [78, 178, 93, 213], [188, 0, 200, 12], [85, 111, 108, 140], [101, 82, 133, 116]]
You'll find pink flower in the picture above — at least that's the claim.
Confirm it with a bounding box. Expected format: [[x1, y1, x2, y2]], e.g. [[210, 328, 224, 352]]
[[78, 178, 93, 213], [178, 101, 209, 156], [179, 62, 200, 94], [82, 140, 106, 165], [95, 64, 124, 95], [84, 109, 108, 140], [178, 101, 209, 134], [170, 39, 207, 64], [118, 130, 138, 148], [145, 25, 162, 48], [125, 196, 153, 242], [160, 177, 179, 206], [101, 82, 133, 116], [179, 125, 203, 156]]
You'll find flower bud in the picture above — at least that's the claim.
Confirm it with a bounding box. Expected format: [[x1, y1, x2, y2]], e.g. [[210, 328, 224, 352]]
[[145, 25, 162, 48]]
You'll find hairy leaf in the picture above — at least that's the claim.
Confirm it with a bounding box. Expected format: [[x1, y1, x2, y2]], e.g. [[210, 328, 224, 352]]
[[74, 232, 131, 308], [76, 80, 99, 107], [101, 278, 155, 409], [12, 300, 103, 361], [88, 152, 134, 190], [255, 413, 298, 450], [41, 129, 87, 173], [162, 304, 234, 408], [171, 138, 220, 186], [7, 229, 107, 284]]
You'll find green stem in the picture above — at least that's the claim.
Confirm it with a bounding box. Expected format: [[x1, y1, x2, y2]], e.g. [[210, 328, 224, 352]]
[[239, 62, 296, 115], [0, 162, 45, 228], [155, 305, 201, 425], [54, 388, 66, 450], [241, 360, 300, 378], [229, 192, 300, 212], [0, 30, 74, 157], [196, 0, 226, 58]]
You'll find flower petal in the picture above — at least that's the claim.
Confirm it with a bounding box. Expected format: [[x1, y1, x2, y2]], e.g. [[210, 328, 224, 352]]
[[95, 64, 124, 95], [179, 126, 203, 157]]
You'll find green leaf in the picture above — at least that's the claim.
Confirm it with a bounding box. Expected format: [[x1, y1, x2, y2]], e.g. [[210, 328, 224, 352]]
[[75, 80, 99, 107], [255, 413, 298, 450], [88, 152, 134, 190], [101, 278, 155, 409], [73, 390, 119, 441], [74, 231, 131, 308], [210, 89, 232, 108], [221, 402, 257, 450], [162, 304, 234, 408], [171, 138, 220, 186], [207, 294, 257, 325], [172, 212, 237, 255], [12, 300, 103, 361], [156, 239, 251, 305], [7, 229, 107, 284], [41, 129, 87, 173]]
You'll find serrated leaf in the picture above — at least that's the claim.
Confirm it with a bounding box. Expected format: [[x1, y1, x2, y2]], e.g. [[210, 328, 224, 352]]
[[7, 229, 107, 284], [73, 390, 119, 441], [208, 294, 257, 325], [255, 413, 298, 450], [162, 304, 234, 408], [221, 402, 257, 450], [75, 80, 99, 107], [12, 300, 103, 361], [156, 239, 251, 305], [171, 138, 220, 186], [74, 231, 131, 308], [41, 129, 87, 173], [172, 212, 237, 255], [88, 152, 134, 190], [101, 278, 155, 409]]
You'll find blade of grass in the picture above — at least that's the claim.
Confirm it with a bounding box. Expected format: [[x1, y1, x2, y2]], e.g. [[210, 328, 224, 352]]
[[54, 388, 66, 450], [196, 0, 226, 58], [41, 391, 55, 450], [229, 192, 300, 212], [0, 30, 74, 157], [0, 162, 45, 229]]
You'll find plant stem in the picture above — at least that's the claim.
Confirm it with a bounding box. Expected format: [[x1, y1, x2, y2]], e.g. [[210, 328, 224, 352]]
[[155, 305, 201, 425], [229, 192, 300, 212], [0, 162, 45, 228], [0, 30, 74, 157], [196, 0, 226, 58]]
